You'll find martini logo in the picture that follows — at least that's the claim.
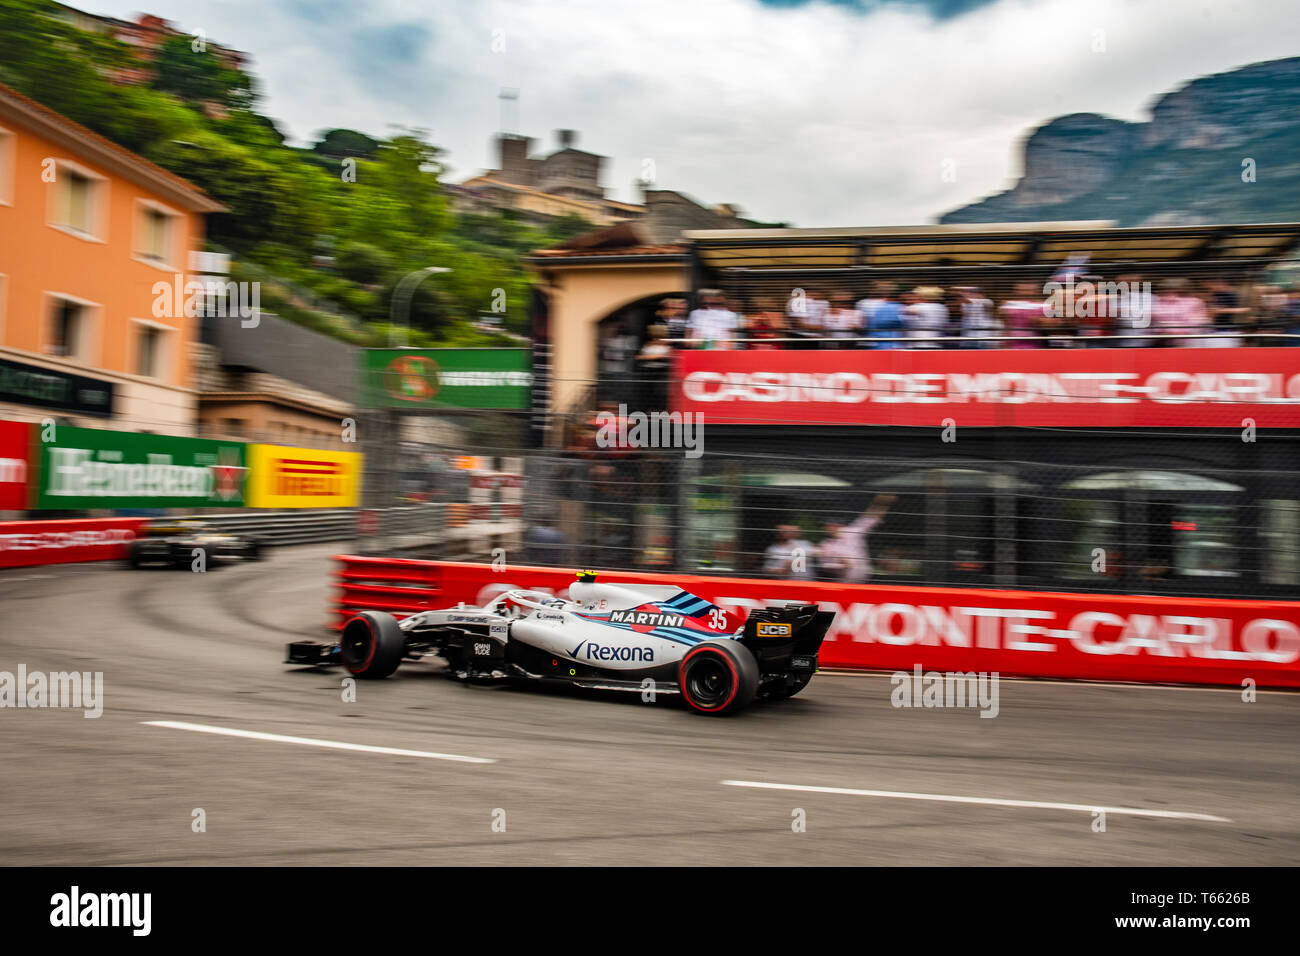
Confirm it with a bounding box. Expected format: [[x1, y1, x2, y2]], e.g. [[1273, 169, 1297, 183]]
[[385, 355, 441, 403], [609, 609, 686, 628]]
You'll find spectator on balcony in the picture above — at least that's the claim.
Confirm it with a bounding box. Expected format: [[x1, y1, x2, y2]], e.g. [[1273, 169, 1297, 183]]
[[824, 293, 860, 346], [786, 288, 827, 349], [1282, 285, 1300, 344], [763, 524, 815, 581], [599, 319, 639, 404], [742, 308, 785, 350], [1206, 279, 1247, 347], [1071, 274, 1113, 345], [657, 297, 690, 346], [1112, 273, 1154, 347], [814, 494, 897, 584], [956, 286, 1000, 348], [633, 323, 673, 408], [1250, 284, 1289, 345], [863, 283, 906, 349], [904, 287, 948, 348], [1152, 278, 1216, 347], [855, 281, 887, 334], [686, 289, 740, 349], [999, 283, 1044, 348]]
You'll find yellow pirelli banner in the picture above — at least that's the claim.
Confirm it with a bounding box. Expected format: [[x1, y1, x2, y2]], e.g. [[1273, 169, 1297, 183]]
[[245, 445, 362, 508]]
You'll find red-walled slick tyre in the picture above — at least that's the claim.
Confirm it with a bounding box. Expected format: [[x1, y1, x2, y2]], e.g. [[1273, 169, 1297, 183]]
[[678, 641, 759, 715], [341, 611, 405, 679]]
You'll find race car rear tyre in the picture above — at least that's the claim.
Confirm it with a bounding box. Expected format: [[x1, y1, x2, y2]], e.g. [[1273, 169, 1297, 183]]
[[341, 611, 405, 679], [678, 641, 759, 715]]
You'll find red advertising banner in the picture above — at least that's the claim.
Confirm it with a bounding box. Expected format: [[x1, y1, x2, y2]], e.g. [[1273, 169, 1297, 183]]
[[334, 558, 1300, 688], [0, 517, 148, 569], [0, 420, 31, 510], [671, 347, 1300, 427]]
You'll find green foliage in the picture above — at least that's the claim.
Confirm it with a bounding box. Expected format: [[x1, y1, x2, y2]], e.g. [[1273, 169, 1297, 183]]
[[2, 0, 572, 349], [313, 128, 379, 159], [152, 34, 253, 109]]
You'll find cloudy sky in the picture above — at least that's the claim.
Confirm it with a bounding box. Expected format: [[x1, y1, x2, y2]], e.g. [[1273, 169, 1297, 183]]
[[87, 0, 1299, 225]]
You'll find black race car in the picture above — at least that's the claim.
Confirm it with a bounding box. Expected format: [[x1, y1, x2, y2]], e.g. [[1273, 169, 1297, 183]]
[[127, 519, 265, 570]]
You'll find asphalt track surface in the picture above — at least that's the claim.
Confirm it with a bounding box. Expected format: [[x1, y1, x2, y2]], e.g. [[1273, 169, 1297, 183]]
[[1, 543, 1296, 866]]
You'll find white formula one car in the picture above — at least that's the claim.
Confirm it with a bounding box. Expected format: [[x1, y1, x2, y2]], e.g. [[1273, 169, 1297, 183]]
[[287, 571, 834, 715]]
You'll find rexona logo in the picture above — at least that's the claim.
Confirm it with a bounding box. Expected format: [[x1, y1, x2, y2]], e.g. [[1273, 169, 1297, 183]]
[[567, 641, 655, 662], [608, 610, 686, 627]]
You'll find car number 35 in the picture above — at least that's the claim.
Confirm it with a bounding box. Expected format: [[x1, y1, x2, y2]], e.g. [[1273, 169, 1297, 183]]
[[709, 607, 727, 629]]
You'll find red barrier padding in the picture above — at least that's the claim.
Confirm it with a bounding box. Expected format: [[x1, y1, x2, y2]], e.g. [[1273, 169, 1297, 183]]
[[331, 556, 1300, 688], [0, 517, 149, 569]]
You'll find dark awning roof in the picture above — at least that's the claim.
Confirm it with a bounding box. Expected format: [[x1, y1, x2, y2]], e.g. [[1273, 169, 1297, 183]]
[[681, 221, 1300, 271]]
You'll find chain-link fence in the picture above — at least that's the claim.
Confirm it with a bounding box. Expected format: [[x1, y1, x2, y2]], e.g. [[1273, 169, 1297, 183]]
[[352, 398, 1300, 601]]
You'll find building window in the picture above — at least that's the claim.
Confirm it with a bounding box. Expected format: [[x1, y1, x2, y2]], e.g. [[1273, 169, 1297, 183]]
[[135, 323, 166, 378], [135, 201, 180, 267], [0, 127, 13, 206], [52, 165, 105, 238], [48, 296, 89, 359]]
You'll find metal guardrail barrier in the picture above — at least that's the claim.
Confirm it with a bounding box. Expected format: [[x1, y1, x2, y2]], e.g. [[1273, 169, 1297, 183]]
[[189, 504, 522, 558], [185, 509, 360, 546]]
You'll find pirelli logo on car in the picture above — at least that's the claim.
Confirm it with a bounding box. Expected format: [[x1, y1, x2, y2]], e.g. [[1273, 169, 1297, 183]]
[[756, 622, 793, 637], [245, 445, 362, 508]]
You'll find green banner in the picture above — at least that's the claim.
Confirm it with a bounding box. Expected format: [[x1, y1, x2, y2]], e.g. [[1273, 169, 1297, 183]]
[[36, 426, 246, 509], [360, 349, 532, 410]]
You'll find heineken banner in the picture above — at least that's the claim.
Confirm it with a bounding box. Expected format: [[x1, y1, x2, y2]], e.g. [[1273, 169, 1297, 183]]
[[360, 349, 532, 410], [36, 426, 246, 510]]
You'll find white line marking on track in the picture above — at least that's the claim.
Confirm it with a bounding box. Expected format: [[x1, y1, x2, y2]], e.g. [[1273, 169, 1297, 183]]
[[721, 780, 1231, 822], [143, 720, 495, 764]]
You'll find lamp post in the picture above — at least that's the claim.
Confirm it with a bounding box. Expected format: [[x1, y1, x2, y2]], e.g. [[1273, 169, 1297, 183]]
[[389, 266, 451, 348]]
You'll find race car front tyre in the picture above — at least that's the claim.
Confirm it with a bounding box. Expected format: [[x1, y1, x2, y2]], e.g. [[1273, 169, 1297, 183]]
[[341, 611, 405, 679], [678, 641, 759, 715]]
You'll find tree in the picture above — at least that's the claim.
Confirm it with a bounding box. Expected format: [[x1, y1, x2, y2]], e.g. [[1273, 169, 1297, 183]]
[[313, 128, 379, 160], [152, 34, 253, 108]]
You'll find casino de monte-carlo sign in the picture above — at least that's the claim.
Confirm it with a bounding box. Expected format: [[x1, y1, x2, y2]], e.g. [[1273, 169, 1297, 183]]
[[0, 357, 114, 417], [671, 348, 1300, 428]]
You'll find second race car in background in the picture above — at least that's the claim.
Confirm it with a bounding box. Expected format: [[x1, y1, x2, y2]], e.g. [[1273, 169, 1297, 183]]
[[128, 519, 266, 569]]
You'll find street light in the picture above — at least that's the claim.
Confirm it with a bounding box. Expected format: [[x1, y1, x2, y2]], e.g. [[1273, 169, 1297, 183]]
[[389, 266, 451, 348]]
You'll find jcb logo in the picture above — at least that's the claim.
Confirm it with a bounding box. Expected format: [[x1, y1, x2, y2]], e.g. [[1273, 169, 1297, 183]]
[[756, 622, 792, 637]]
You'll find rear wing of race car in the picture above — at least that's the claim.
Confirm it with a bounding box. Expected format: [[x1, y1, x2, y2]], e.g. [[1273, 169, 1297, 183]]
[[737, 602, 835, 674]]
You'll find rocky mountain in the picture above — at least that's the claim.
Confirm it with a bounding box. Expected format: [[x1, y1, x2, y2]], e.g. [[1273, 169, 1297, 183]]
[[940, 57, 1300, 226]]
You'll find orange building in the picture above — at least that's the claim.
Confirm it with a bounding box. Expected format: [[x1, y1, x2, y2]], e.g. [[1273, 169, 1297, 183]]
[[0, 82, 223, 435]]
